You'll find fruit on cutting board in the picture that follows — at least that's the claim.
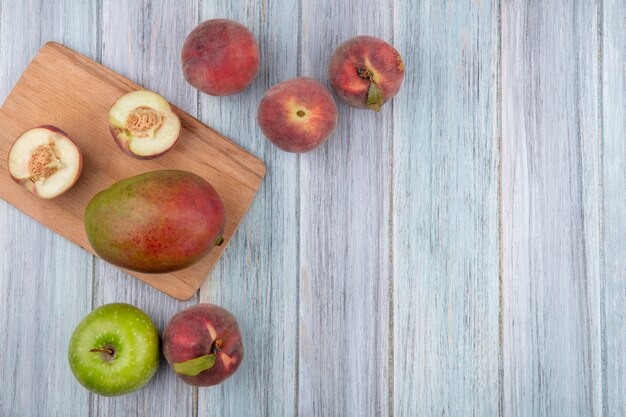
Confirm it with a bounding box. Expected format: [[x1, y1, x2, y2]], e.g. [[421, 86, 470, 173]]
[[84, 170, 225, 273], [108, 90, 181, 159], [182, 19, 260, 96], [257, 77, 338, 153], [163, 304, 243, 386], [7, 125, 82, 198], [329, 36, 405, 111], [67, 303, 160, 396]]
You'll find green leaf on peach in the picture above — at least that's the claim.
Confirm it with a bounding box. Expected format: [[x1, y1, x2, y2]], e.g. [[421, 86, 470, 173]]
[[173, 353, 218, 376], [367, 83, 384, 112]]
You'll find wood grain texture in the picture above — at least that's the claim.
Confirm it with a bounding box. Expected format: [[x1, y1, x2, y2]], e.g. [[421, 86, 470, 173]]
[[298, 2, 392, 416], [501, 1, 602, 416], [0, 42, 265, 300], [92, 1, 198, 416], [393, 1, 500, 416], [602, 1, 626, 415], [0, 0, 96, 416], [196, 2, 299, 417]]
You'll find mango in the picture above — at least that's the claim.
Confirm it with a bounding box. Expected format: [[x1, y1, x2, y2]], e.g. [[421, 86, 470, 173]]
[[85, 170, 225, 273]]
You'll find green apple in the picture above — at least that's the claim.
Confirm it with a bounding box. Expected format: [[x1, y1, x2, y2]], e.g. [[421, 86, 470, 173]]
[[67, 303, 160, 396]]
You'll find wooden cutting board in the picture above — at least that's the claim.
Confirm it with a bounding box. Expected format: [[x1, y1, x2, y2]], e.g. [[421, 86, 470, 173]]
[[0, 42, 265, 300]]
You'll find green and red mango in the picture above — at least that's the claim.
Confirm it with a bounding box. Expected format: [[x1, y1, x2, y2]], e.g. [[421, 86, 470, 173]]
[[85, 170, 225, 273]]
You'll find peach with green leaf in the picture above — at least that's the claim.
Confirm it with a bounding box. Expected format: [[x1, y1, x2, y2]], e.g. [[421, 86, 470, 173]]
[[163, 304, 243, 387], [329, 36, 405, 112]]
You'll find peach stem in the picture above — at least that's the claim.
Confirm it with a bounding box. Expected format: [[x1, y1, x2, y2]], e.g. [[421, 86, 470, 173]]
[[357, 68, 374, 80], [211, 338, 223, 354]]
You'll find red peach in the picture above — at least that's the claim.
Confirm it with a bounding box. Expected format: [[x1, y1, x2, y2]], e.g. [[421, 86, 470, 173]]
[[181, 19, 260, 96], [257, 77, 338, 153], [329, 36, 405, 111], [163, 304, 243, 387]]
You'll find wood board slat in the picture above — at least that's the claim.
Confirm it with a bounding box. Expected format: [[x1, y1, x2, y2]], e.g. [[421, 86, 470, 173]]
[[297, 1, 392, 416], [0, 42, 266, 301], [501, 2, 602, 416], [0, 1, 97, 416], [196, 3, 300, 417], [602, 0, 626, 415], [392, 1, 500, 415], [91, 0, 199, 415]]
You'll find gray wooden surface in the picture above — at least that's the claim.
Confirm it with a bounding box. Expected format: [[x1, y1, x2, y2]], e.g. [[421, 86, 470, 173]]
[[0, 1, 624, 416]]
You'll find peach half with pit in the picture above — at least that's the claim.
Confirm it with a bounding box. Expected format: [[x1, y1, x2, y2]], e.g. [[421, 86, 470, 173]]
[[108, 90, 181, 159], [7, 125, 82, 199]]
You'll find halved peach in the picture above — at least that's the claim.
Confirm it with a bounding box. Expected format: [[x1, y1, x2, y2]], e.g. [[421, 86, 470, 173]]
[[7, 125, 82, 199], [108, 90, 181, 159]]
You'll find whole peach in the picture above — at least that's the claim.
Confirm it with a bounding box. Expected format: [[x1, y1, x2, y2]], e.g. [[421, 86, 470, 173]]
[[163, 304, 243, 387], [181, 19, 260, 96], [329, 36, 404, 111], [257, 77, 338, 153]]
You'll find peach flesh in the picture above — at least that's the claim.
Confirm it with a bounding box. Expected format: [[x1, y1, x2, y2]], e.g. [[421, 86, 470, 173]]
[[108, 90, 181, 160], [329, 35, 405, 111], [7, 125, 82, 199], [257, 77, 338, 153], [182, 19, 260, 96]]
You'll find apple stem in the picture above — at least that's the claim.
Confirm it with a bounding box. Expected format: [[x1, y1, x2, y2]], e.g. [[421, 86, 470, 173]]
[[214, 235, 224, 246], [89, 347, 114, 354]]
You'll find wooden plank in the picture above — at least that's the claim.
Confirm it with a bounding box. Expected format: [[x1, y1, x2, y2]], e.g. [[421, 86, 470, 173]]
[[602, 1, 626, 415], [393, 1, 500, 416], [196, 2, 299, 417], [297, 2, 392, 416], [0, 0, 96, 416], [92, 1, 198, 415], [501, 1, 603, 416], [0, 41, 265, 301]]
